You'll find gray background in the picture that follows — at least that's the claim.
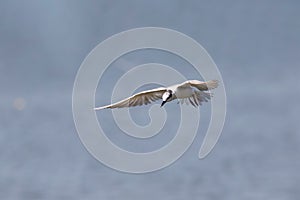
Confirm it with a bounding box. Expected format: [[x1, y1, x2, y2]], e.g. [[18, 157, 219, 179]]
[[1, 0, 300, 199]]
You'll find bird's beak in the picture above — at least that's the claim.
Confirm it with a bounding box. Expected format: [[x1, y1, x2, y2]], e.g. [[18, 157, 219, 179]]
[[161, 101, 166, 107]]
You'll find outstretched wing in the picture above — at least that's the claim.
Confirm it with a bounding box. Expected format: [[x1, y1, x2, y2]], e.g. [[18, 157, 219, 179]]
[[187, 80, 218, 91], [177, 79, 218, 107], [94, 87, 167, 110]]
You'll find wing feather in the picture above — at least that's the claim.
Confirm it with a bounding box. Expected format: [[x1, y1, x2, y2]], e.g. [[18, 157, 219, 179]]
[[94, 87, 166, 110], [184, 91, 212, 107], [187, 80, 218, 91]]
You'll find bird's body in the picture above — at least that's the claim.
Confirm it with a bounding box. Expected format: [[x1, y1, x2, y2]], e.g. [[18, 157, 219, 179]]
[[94, 80, 218, 110], [171, 83, 194, 99]]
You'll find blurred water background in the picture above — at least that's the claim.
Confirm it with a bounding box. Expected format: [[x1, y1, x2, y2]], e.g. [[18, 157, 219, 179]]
[[1, 1, 300, 199]]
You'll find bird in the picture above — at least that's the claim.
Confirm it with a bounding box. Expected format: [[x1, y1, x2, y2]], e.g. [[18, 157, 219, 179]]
[[94, 80, 218, 110]]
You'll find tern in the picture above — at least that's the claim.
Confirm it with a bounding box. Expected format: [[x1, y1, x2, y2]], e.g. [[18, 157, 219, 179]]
[[94, 80, 218, 110]]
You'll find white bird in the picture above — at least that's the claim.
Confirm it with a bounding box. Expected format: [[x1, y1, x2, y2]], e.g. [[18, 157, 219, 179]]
[[94, 80, 218, 110]]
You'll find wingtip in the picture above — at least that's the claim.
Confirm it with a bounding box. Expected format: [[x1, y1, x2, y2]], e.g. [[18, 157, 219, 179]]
[[94, 107, 104, 111], [207, 80, 219, 89]]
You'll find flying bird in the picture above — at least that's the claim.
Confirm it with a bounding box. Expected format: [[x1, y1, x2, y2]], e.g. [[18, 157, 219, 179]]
[[94, 80, 218, 110]]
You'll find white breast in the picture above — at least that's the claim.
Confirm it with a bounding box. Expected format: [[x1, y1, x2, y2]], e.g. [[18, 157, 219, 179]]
[[174, 86, 194, 99]]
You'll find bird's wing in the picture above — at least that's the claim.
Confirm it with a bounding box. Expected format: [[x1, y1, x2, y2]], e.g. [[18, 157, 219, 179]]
[[187, 80, 218, 91], [94, 87, 167, 110], [179, 91, 212, 107]]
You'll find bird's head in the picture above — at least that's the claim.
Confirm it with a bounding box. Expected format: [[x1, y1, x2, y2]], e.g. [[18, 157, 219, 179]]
[[161, 90, 173, 107]]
